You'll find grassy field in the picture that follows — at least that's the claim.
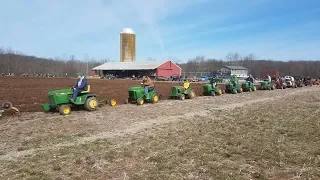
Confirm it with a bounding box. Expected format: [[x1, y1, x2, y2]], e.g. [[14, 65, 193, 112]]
[[1, 87, 320, 179]]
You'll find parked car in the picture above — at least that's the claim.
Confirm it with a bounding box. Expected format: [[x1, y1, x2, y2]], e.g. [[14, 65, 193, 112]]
[[170, 74, 181, 81], [199, 76, 209, 81]]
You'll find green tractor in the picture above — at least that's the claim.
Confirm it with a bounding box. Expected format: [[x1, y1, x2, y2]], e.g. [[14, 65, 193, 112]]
[[125, 85, 160, 105], [225, 82, 243, 94], [260, 80, 275, 90], [225, 76, 242, 94], [202, 78, 223, 96], [41, 85, 117, 115], [169, 81, 196, 100], [241, 81, 257, 92]]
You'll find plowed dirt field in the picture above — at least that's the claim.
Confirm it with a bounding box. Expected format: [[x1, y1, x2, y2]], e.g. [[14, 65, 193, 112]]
[[0, 76, 229, 112]]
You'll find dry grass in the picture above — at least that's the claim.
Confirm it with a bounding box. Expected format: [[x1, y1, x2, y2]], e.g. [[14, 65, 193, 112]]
[[1, 89, 320, 179]]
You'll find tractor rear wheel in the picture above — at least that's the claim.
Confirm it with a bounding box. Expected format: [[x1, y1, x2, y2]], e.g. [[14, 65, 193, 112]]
[[188, 90, 195, 99], [179, 94, 185, 100], [137, 98, 144, 105], [151, 94, 159, 103], [85, 97, 98, 111], [59, 105, 71, 115]]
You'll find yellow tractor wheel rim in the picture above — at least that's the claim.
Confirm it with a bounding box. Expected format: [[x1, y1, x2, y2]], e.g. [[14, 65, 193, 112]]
[[253, 87, 256, 91], [191, 92, 195, 97], [153, 95, 159, 102], [63, 107, 70, 114], [138, 99, 144, 105], [110, 99, 117, 106], [240, 88, 243, 92], [218, 89, 222, 95], [89, 99, 97, 108]]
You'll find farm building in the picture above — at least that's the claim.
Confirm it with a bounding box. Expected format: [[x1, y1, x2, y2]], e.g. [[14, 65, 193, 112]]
[[216, 66, 248, 78], [91, 60, 181, 78]]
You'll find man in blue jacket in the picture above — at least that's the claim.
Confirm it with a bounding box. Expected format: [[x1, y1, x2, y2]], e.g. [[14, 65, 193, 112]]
[[70, 72, 88, 103]]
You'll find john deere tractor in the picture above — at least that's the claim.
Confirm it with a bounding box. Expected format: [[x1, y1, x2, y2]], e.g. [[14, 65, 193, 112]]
[[225, 76, 242, 94], [41, 85, 116, 115], [260, 80, 275, 90], [125, 85, 160, 105], [203, 78, 223, 96], [241, 81, 257, 92], [169, 81, 196, 100]]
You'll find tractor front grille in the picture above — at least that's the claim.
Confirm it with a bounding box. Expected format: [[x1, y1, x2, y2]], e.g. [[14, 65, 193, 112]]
[[129, 91, 135, 99], [171, 88, 177, 94], [48, 95, 55, 104]]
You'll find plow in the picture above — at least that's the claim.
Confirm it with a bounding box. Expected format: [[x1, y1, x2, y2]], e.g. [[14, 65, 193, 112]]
[[0, 102, 19, 117]]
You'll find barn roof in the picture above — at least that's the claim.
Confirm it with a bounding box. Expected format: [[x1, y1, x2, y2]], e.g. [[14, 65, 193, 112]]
[[92, 60, 172, 70], [224, 66, 247, 70]]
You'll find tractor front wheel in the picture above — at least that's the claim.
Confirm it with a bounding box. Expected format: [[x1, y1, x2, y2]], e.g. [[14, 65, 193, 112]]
[[137, 98, 144, 105], [211, 90, 215, 96], [252, 86, 257, 91], [217, 89, 222, 96], [188, 90, 195, 99], [151, 94, 159, 103], [85, 97, 98, 111], [179, 94, 185, 100], [232, 89, 237, 94], [59, 105, 71, 115]]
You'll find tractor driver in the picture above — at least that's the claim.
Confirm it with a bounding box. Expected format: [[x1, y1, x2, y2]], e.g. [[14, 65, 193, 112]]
[[70, 72, 88, 103], [246, 75, 254, 87], [142, 75, 154, 97], [210, 77, 216, 88]]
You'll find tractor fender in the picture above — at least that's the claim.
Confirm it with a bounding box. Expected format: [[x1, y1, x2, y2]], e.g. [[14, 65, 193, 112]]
[[86, 94, 97, 98]]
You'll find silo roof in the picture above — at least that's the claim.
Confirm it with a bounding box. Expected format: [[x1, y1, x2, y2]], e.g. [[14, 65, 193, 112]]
[[121, 28, 135, 34]]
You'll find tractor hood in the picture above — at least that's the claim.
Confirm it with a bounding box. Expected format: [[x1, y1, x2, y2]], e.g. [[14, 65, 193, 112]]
[[48, 89, 73, 96], [171, 85, 183, 90], [128, 86, 144, 92]]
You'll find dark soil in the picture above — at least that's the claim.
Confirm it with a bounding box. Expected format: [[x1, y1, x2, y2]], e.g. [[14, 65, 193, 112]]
[[0, 77, 225, 112]]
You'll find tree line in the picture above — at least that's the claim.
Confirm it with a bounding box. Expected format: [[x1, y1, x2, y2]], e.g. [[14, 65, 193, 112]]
[[0, 47, 107, 77], [179, 53, 320, 78], [1, 48, 320, 78]]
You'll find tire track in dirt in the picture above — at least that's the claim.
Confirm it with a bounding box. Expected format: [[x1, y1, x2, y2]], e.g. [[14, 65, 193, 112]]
[[1, 87, 317, 161]]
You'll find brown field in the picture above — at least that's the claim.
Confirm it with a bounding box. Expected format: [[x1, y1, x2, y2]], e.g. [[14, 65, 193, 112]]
[[0, 76, 221, 112], [0, 77, 319, 179]]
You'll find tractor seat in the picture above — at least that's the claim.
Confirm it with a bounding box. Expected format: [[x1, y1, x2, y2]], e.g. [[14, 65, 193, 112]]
[[81, 85, 91, 93], [183, 82, 190, 89]]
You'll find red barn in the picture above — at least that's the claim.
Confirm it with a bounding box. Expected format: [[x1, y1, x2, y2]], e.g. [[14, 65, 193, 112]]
[[92, 60, 181, 78]]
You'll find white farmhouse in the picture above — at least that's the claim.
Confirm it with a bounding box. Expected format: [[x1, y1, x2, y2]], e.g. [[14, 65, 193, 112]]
[[217, 66, 248, 78]]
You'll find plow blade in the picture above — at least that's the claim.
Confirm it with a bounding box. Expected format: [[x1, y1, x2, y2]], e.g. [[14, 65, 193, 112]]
[[98, 98, 117, 107]]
